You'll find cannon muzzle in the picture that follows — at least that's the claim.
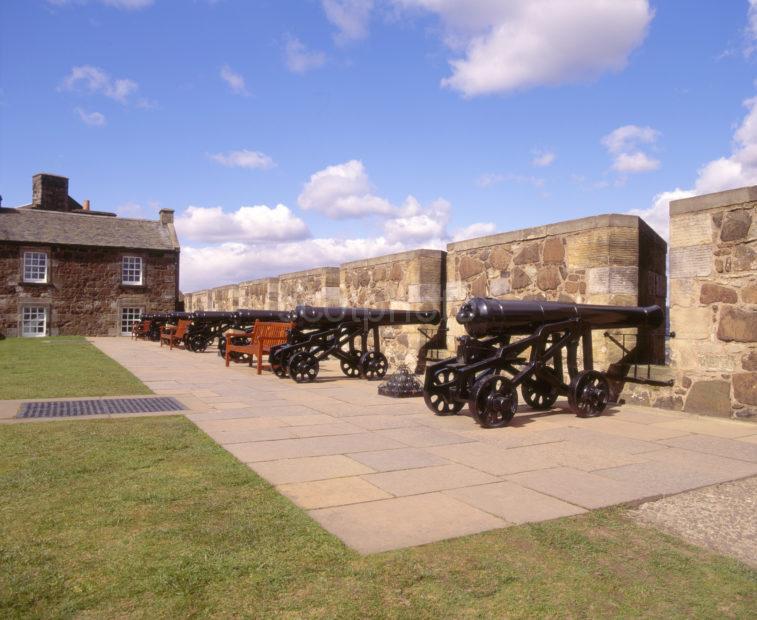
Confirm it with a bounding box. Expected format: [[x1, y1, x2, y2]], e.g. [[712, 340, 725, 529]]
[[291, 305, 441, 329], [457, 298, 663, 338]]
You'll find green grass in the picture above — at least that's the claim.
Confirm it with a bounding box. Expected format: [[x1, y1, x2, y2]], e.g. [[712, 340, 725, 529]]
[[1, 417, 754, 618], [0, 336, 150, 400]]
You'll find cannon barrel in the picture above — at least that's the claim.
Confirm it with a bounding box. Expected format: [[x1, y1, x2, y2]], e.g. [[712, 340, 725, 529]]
[[167, 311, 194, 321], [234, 309, 292, 323], [191, 311, 236, 321], [457, 298, 664, 338], [291, 305, 441, 329]]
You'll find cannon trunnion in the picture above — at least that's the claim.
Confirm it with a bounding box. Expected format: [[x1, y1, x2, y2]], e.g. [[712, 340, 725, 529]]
[[424, 298, 664, 429], [270, 305, 441, 383]]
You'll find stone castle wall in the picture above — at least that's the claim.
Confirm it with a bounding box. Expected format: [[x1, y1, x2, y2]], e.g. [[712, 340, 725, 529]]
[[0, 243, 178, 337], [668, 187, 757, 418], [278, 267, 341, 309], [239, 277, 278, 310], [340, 249, 445, 368], [445, 214, 666, 369]]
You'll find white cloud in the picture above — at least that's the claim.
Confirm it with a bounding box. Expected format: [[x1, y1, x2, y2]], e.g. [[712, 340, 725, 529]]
[[394, 0, 652, 97], [180, 236, 403, 292], [747, 0, 757, 55], [175, 205, 310, 244], [629, 94, 757, 239], [298, 160, 394, 218], [383, 196, 450, 243], [451, 221, 496, 241], [60, 65, 138, 104], [210, 149, 275, 170], [322, 0, 373, 43], [74, 107, 106, 126], [602, 124, 660, 174], [532, 149, 555, 167], [220, 65, 249, 96], [284, 36, 326, 73], [612, 151, 660, 173]]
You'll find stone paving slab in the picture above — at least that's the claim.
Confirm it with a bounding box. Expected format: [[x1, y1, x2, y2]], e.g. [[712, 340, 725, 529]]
[[82, 337, 757, 554]]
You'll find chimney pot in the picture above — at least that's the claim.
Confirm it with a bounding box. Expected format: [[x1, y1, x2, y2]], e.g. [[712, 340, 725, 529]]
[[159, 209, 174, 225], [83, 199, 90, 211]]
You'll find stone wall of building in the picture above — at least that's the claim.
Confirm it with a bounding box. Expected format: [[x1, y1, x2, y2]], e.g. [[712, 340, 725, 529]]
[[668, 187, 757, 419], [445, 214, 667, 369], [278, 267, 340, 309], [0, 243, 178, 337], [340, 249, 445, 368]]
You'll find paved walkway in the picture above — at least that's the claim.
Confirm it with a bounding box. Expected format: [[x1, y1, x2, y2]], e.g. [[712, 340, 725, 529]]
[[85, 338, 757, 554]]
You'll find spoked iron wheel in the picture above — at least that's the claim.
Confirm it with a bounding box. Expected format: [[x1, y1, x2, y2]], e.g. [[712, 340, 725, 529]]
[[340, 349, 363, 378], [521, 367, 560, 411], [287, 351, 319, 383], [568, 370, 610, 418], [423, 367, 464, 416], [269, 346, 290, 378], [358, 351, 388, 381], [470, 375, 518, 429], [188, 334, 209, 353]]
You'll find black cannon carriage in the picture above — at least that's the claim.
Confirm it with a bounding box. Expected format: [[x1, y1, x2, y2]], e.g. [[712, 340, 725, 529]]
[[142, 311, 191, 342], [423, 298, 664, 428], [217, 309, 293, 359], [269, 305, 441, 383]]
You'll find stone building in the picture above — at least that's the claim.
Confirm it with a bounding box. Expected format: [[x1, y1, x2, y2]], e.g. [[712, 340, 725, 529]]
[[0, 173, 180, 338]]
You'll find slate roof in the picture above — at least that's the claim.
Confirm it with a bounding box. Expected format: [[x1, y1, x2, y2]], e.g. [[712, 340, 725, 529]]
[[0, 207, 179, 251]]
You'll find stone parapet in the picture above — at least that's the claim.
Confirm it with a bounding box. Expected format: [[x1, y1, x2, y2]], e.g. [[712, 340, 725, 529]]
[[340, 249, 445, 368], [668, 187, 757, 419], [238, 277, 279, 310], [278, 266, 340, 309]]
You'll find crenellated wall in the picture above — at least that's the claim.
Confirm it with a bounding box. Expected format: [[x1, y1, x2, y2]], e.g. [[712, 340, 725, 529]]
[[445, 214, 666, 370], [668, 187, 757, 418], [340, 249, 445, 368]]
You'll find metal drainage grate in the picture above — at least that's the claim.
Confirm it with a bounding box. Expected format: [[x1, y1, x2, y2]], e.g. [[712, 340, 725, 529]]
[[17, 397, 186, 419]]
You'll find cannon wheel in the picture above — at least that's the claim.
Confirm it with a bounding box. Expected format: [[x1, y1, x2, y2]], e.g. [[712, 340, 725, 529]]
[[470, 375, 518, 429], [358, 351, 388, 381], [340, 349, 363, 378], [568, 370, 610, 418], [521, 367, 560, 411], [270, 346, 290, 378], [188, 334, 209, 353], [424, 367, 464, 416], [288, 351, 319, 383]]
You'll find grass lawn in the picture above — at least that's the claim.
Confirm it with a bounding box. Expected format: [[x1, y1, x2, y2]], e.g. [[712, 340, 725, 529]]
[[0, 336, 150, 400], [1, 417, 754, 618]]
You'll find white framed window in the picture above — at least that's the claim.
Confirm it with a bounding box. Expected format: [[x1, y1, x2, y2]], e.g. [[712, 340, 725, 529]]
[[120, 307, 142, 336], [122, 256, 143, 285], [21, 306, 47, 337], [23, 251, 48, 283]]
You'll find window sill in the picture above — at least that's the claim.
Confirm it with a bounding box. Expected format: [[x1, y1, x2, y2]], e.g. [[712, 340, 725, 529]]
[[20, 281, 53, 288]]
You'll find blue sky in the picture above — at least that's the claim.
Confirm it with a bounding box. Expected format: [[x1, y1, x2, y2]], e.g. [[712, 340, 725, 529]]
[[2, 0, 757, 292]]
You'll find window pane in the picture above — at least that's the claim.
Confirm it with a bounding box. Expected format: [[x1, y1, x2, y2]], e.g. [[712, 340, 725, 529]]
[[122, 256, 143, 284], [22, 306, 47, 337], [23, 252, 48, 282], [121, 307, 142, 335]]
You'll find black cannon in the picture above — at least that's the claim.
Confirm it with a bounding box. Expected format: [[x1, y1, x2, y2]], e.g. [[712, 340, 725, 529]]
[[183, 311, 238, 352], [142, 311, 188, 342], [270, 305, 441, 383], [423, 298, 664, 428], [217, 308, 293, 359]]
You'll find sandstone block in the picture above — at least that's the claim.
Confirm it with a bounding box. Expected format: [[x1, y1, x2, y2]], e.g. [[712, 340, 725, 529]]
[[670, 212, 712, 248], [670, 307, 712, 340], [733, 373, 757, 405], [513, 243, 540, 265], [488, 246, 512, 270], [743, 351, 757, 371], [720, 209, 752, 242], [389, 263, 403, 281], [536, 266, 561, 291], [511, 267, 531, 290], [564, 280, 578, 294], [670, 278, 698, 307], [717, 306, 757, 342], [542, 237, 564, 263], [699, 283, 738, 304], [458, 255, 484, 280], [684, 379, 732, 417], [489, 277, 510, 296], [732, 244, 756, 271], [670, 245, 711, 278], [743, 284, 757, 304], [445, 282, 465, 302], [470, 275, 487, 298]]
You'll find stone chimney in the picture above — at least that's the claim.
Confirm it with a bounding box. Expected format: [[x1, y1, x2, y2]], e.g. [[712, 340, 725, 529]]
[[32, 173, 70, 212], [159, 209, 174, 225]]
